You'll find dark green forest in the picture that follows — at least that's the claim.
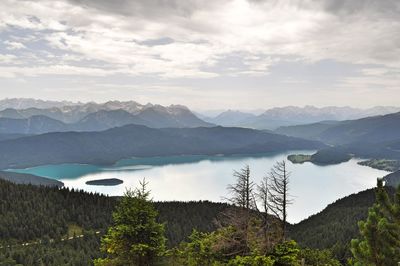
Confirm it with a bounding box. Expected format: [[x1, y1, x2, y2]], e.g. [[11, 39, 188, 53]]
[[0, 178, 395, 265], [290, 188, 377, 262], [0, 179, 231, 265]]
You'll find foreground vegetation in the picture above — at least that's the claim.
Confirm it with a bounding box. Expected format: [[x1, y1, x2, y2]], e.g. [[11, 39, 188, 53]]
[[290, 188, 378, 261], [0, 178, 229, 247], [0, 178, 230, 265], [351, 178, 400, 265], [0, 232, 102, 266]]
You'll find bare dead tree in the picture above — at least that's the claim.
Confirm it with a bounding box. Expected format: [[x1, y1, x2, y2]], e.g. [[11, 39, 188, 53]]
[[226, 165, 255, 210], [267, 160, 292, 240], [256, 174, 271, 250], [220, 165, 257, 256], [256, 173, 283, 252], [257, 174, 269, 217]]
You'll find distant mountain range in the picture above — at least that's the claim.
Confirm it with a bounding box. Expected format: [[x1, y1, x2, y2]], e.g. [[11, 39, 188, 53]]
[[0, 98, 77, 110], [0, 116, 68, 134], [0, 100, 213, 134], [279, 112, 400, 163], [203, 106, 400, 130], [275, 121, 340, 140], [276, 112, 400, 145], [205, 110, 257, 127], [0, 99, 206, 123], [1, 98, 399, 166], [2, 99, 399, 132], [0, 124, 325, 169]]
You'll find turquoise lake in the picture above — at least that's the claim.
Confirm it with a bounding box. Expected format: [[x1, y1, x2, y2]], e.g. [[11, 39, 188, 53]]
[[8, 150, 388, 223]]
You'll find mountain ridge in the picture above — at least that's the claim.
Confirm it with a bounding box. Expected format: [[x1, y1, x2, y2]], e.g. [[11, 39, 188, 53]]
[[203, 105, 400, 130], [0, 107, 213, 134], [281, 112, 400, 165], [0, 124, 326, 169], [0, 99, 211, 126], [276, 111, 400, 145]]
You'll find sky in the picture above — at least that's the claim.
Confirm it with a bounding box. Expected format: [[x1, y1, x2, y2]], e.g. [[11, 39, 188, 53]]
[[0, 0, 399, 110]]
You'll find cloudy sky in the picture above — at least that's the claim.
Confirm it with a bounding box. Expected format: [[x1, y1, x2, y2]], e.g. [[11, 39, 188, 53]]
[[0, 0, 399, 110]]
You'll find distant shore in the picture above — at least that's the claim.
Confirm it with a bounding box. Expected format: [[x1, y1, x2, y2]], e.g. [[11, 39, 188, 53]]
[[0, 171, 63, 187], [358, 159, 400, 172]]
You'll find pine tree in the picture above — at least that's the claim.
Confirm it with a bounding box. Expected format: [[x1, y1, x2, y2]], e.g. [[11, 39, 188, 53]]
[[351, 179, 400, 266], [94, 179, 166, 266]]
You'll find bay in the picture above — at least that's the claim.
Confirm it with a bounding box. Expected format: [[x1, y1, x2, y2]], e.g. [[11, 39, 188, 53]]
[[8, 150, 387, 223]]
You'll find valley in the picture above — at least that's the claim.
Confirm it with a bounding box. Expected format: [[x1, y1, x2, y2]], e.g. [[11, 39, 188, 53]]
[[2, 1, 400, 264], [0, 99, 399, 265], [6, 151, 388, 224]]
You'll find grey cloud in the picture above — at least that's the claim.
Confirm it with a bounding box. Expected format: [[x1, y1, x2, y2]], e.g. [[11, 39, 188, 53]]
[[248, 0, 400, 17], [65, 0, 225, 18], [138, 37, 174, 47], [321, 0, 400, 16], [2, 0, 398, 109], [16, 0, 400, 20]]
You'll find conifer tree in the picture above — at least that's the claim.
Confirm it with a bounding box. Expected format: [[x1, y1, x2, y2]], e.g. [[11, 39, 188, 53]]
[[351, 179, 400, 266], [94, 179, 166, 266]]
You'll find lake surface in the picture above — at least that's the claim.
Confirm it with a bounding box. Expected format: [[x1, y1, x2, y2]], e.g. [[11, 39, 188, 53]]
[[8, 151, 388, 223]]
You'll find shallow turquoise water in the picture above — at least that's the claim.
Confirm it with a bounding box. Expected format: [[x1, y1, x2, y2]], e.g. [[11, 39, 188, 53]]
[[8, 151, 388, 223]]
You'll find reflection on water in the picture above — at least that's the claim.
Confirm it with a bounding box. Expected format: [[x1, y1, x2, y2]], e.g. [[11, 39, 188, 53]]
[[8, 151, 388, 223]]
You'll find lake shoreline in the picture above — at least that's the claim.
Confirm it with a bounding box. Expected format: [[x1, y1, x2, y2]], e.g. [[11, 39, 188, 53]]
[[0, 171, 64, 187], [5, 151, 388, 223]]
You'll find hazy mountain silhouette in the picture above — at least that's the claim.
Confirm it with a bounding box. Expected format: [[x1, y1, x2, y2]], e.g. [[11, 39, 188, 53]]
[[205, 106, 400, 130], [0, 124, 325, 169]]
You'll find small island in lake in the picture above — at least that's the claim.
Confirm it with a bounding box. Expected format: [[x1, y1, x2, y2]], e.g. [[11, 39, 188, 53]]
[[288, 149, 352, 165], [358, 159, 400, 172], [287, 154, 312, 164], [86, 178, 123, 186]]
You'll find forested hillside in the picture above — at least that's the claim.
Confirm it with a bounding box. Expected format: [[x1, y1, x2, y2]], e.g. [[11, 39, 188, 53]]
[[0, 179, 231, 265], [0, 179, 229, 246], [0, 180, 114, 244], [290, 188, 376, 261], [290, 185, 396, 263], [278, 112, 400, 167], [0, 178, 383, 265], [0, 125, 325, 169], [276, 112, 400, 145]]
